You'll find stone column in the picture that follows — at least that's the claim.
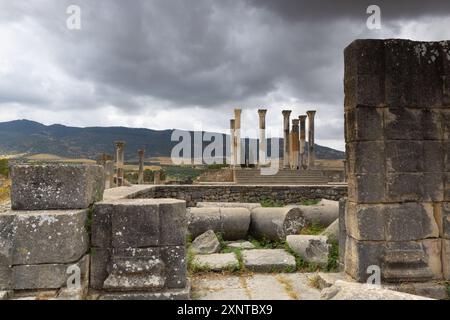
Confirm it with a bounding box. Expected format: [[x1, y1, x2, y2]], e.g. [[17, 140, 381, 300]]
[[282, 110, 291, 169], [234, 109, 242, 167], [154, 171, 161, 185], [291, 119, 300, 170], [138, 149, 145, 185], [115, 141, 125, 187], [306, 110, 316, 169], [230, 119, 235, 168], [299, 115, 307, 170], [258, 109, 267, 167]]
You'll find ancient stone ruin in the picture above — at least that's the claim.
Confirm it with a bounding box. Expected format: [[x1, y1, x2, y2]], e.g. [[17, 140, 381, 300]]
[[1, 38, 449, 301], [343, 39, 450, 283]]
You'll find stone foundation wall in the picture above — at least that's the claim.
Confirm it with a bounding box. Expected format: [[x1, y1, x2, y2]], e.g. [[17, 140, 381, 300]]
[[133, 184, 347, 207], [344, 39, 450, 283]]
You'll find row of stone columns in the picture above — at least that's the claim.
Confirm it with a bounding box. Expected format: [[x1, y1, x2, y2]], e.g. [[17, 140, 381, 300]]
[[230, 109, 316, 169], [281, 110, 317, 170], [111, 142, 159, 186]]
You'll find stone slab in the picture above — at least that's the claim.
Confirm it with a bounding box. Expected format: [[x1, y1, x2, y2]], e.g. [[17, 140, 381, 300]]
[[286, 235, 330, 266], [192, 253, 239, 272], [321, 280, 432, 300], [99, 284, 190, 300], [246, 274, 293, 300], [92, 198, 186, 248], [11, 164, 104, 210], [11, 255, 89, 290], [242, 249, 296, 272], [0, 209, 88, 265], [226, 241, 256, 250]]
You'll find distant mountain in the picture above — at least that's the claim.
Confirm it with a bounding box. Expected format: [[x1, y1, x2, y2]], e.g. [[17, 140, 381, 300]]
[[0, 120, 345, 161]]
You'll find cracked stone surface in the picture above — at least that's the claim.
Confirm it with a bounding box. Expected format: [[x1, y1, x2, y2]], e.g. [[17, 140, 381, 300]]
[[191, 273, 322, 300]]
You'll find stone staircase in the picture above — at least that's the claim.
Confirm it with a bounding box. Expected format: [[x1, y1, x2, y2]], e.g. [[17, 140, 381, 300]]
[[234, 169, 329, 185]]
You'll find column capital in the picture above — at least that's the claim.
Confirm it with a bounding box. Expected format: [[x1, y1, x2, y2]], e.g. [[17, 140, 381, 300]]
[[258, 109, 267, 116], [306, 110, 316, 117], [292, 119, 300, 126], [230, 119, 235, 128], [115, 141, 125, 147], [282, 110, 292, 117], [298, 115, 307, 122], [138, 149, 145, 156], [234, 108, 242, 116]]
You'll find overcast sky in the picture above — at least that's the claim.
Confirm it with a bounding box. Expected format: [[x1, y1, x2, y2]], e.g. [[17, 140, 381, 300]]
[[1, 1, 450, 151]]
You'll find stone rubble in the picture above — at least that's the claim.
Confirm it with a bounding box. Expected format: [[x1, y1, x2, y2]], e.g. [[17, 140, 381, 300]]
[[191, 230, 221, 255]]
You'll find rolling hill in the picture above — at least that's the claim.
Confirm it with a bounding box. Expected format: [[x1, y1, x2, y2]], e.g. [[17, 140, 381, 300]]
[[0, 120, 345, 161]]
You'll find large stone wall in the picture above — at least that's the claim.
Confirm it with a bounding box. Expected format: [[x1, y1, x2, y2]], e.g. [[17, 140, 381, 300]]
[[132, 184, 347, 207], [344, 39, 450, 282]]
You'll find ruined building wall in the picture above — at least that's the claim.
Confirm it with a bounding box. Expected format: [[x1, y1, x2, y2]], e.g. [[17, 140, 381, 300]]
[[344, 39, 450, 282]]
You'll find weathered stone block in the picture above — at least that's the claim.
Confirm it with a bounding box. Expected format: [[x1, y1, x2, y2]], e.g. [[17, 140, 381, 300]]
[[345, 107, 384, 142], [386, 173, 424, 202], [110, 200, 160, 248], [103, 247, 165, 291], [344, 39, 385, 76], [386, 141, 423, 172], [242, 249, 296, 272], [192, 253, 239, 272], [347, 142, 384, 174], [0, 210, 89, 265], [345, 202, 385, 241], [346, 202, 438, 242], [11, 164, 105, 210], [99, 286, 190, 300], [191, 230, 220, 255], [385, 108, 423, 140], [220, 208, 251, 240], [440, 203, 450, 239], [445, 173, 450, 201], [348, 174, 385, 204], [12, 255, 89, 290], [159, 200, 187, 246], [383, 240, 440, 282], [91, 203, 113, 248], [423, 141, 444, 172], [160, 246, 187, 289], [344, 74, 385, 108], [423, 173, 444, 202], [286, 235, 330, 266], [89, 247, 111, 290], [443, 240, 450, 280], [187, 207, 221, 239], [344, 236, 384, 282], [422, 110, 444, 140], [338, 198, 347, 270], [384, 203, 439, 241]]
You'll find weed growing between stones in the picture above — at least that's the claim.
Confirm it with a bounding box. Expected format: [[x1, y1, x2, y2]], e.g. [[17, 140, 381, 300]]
[[260, 198, 283, 207], [298, 199, 320, 206], [85, 206, 94, 235], [248, 236, 285, 249], [308, 275, 321, 289], [326, 240, 339, 272], [300, 221, 326, 235]]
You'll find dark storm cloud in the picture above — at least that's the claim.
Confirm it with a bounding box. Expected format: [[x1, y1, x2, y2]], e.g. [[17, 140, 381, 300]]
[[1, 0, 450, 151], [246, 0, 450, 21]]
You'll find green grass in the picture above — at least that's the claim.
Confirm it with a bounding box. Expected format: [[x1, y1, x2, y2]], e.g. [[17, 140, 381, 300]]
[[248, 236, 285, 249], [298, 199, 320, 206], [260, 198, 284, 207], [300, 222, 326, 235], [326, 240, 340, 272]]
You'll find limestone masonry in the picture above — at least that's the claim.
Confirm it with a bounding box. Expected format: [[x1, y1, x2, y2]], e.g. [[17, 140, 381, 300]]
[[343, 39, 450, 282]]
